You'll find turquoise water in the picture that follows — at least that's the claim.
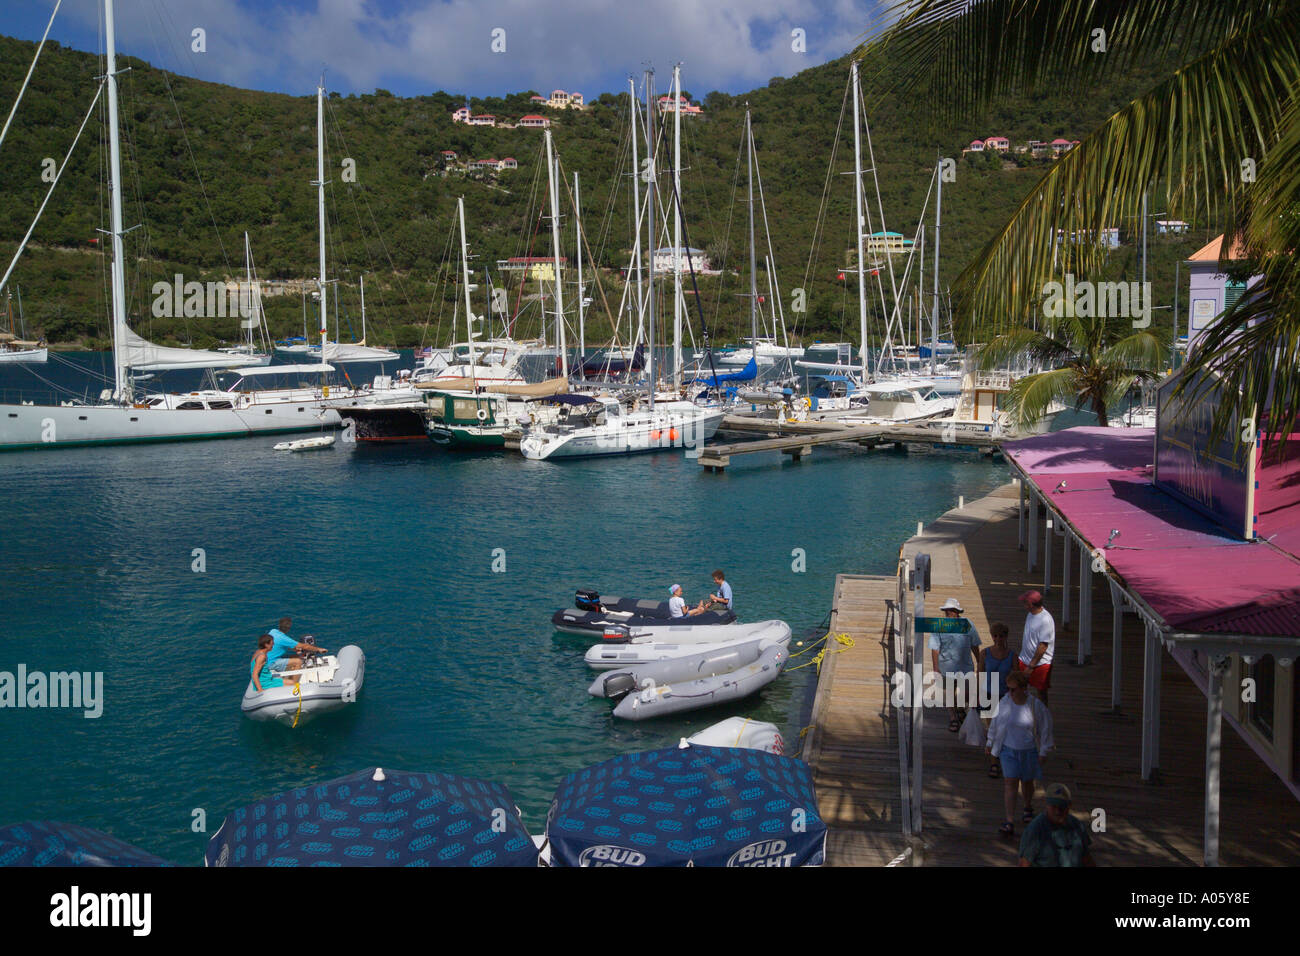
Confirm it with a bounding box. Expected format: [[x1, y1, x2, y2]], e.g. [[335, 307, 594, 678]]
[[0, 355, 1010, 863]]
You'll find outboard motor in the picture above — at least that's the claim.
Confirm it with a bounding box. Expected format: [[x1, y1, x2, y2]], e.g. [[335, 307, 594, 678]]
[[599, 672, 637, 699], [575, 588, 601, 611], [601, 624, 631, 643]]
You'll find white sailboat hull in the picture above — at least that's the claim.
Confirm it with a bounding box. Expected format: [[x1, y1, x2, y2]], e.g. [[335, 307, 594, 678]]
[[0, 401, 340, 451], [519, 406, 723, 460], [0, 348, 48, 363]]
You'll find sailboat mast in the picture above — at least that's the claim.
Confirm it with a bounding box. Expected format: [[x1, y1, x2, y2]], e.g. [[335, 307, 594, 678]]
[[645, 69, 656, 410], [850, 61, 869, 382], [360, 273, 366, 344], [931, 159, 941, 376], [457, 196, 476, 372], [575, 171, 585, 359], [746, 107, 758, 350], [545, 129, 567, 379], [629, 77, 644, 350], [243, 231, 256, 353], [672, 64, 683, 390], [105, 0, 129, 401], [316, 82, 328, 369]]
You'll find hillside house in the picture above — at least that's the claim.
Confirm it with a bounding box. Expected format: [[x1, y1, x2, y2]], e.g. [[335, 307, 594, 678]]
[[519, 114, 550, 129]]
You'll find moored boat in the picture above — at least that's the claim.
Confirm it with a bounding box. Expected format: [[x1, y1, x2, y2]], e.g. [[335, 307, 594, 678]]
[[241, 645, 365, 726]]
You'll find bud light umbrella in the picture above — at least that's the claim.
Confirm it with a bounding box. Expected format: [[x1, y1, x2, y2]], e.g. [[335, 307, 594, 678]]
[[0, 821, 173, 867], [206, 767, 538, 867], [545, 745, 827, 867]]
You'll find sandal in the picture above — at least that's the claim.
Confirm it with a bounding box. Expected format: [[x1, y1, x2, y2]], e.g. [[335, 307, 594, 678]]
[[1022, 805, 1035, 823], [988, 760, 1001, 778], [948, 718, 960, 732], [998, 821, 1014, 838]]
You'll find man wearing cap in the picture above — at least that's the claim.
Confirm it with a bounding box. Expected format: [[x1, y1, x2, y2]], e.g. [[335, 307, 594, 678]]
[[930, 597, 982, 732], [1015, 590, 1055, 705], [1018, 783, 1095, 867]]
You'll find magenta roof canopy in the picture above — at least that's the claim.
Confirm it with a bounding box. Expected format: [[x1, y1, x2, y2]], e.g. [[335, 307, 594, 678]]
[[1005, 427, 1300, 638]]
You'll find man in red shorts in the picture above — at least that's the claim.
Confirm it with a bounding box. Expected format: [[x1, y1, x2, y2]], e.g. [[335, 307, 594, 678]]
[[1015, 590, 1055, 705]]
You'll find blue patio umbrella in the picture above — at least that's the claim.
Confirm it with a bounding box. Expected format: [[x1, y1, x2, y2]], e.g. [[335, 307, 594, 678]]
[[206, 767, 538, 867], [0, 821, 173, 867], [545, 745, 827, 867]]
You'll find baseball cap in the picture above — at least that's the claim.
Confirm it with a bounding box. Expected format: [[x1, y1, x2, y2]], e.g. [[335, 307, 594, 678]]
[[1045, 783, 1072, 808], [1019, 589, 1043, 606]]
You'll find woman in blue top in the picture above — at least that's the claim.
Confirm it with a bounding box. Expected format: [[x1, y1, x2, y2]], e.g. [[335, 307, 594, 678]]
[[250, 634, 287, 691], [929, 598, 981, 733], [980, 622, 1016, 776]]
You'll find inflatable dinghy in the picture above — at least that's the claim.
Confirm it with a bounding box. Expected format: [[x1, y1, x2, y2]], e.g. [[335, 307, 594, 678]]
[[554, 588, 736, 636], [584, 621, 790, 670], [274, 435, 335, 452], [601, 644, 788, 721], [685, 717, 784, 755], [241, 645, 365, 726], [593, 618, 782, 647]]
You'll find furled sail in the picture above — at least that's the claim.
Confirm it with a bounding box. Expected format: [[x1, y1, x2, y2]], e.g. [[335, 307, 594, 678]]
[[120, 325, 264, 372]]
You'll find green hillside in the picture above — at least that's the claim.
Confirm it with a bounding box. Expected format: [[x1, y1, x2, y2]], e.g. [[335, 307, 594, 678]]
[[0, 33, 1208, 351]]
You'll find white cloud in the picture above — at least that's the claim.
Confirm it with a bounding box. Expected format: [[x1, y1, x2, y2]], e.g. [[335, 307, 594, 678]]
[[56, 0, 884, 97]]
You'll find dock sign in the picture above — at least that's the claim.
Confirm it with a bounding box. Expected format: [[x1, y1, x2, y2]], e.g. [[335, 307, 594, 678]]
[[916, 617, 971, 633]]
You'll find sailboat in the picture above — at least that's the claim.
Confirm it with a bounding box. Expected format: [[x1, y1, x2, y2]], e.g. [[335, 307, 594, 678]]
[[0, 0, 336, 451], [0, 290, 46, 363], [518, 73, 723, 461], [215, 233, 272, 366]]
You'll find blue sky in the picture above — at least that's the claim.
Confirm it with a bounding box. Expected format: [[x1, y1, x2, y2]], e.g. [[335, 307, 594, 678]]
[[4, 0, 884, 100]]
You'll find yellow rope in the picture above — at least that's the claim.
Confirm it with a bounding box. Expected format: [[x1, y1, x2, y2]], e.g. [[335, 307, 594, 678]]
[[291, 681, 303, 729], [786, 634, 855, 673]]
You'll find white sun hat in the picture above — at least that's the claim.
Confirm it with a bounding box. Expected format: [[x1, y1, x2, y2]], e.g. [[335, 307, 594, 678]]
[[939, 597, 964, 612]]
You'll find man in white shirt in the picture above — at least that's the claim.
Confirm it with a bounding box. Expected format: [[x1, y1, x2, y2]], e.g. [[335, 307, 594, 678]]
[[1016, 590, 1056, 705]]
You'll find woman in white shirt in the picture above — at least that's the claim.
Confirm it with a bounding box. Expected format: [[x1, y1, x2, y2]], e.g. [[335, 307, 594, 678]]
[[986, 669, 1054, 838]]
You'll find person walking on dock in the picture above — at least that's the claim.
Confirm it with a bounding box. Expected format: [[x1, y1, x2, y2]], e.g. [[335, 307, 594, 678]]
[[986, 669, 1054, 838], [1015, 591, 1055, 705], [1018, 783, 1095, 867], [929, 597, 981, 732], [980, 622, 1016, 776]]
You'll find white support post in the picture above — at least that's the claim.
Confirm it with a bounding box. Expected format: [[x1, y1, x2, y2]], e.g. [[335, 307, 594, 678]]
[[1076, 542, 1089, 664], [1027, 491, 1038, 572], [1107, 579, 1124, 711], [1018, 478, 1025, 550], [1140, 622, 1162, 780], [1043, 513, 1053, 595], [1061, 532, 1072, 626], [1204, 657, 1224, 866]]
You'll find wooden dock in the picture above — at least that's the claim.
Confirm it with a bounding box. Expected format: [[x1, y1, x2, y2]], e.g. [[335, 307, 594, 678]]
[[700, 415, 998, 470], [802, 483, 1300, 866]]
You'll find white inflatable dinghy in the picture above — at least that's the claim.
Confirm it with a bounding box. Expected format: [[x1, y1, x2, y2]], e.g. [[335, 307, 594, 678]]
[[241, 645, 365, 726], [589, 637, 778, 695], [274, 435, 335, 452], [584, 620, 790, 669], [684, 717, 784, 755], [610, 644, 789, 721]]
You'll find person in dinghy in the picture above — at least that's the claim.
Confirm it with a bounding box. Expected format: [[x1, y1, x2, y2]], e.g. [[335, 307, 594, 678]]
[[668, 584, 710, 618]]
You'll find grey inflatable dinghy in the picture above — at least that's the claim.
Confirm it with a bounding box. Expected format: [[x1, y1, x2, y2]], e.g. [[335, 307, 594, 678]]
[[603, 644, 789, 721], [584, 620, 791, 670], [241, 645, 365, 726]]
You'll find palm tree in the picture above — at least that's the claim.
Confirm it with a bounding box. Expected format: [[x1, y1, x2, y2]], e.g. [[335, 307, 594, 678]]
[[857, 0, 1300, 445], [982, 318, 1165, 427]]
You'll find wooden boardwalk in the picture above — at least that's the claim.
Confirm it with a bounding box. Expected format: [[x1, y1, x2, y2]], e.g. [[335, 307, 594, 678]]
[[803, 483, 1300, 866]]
